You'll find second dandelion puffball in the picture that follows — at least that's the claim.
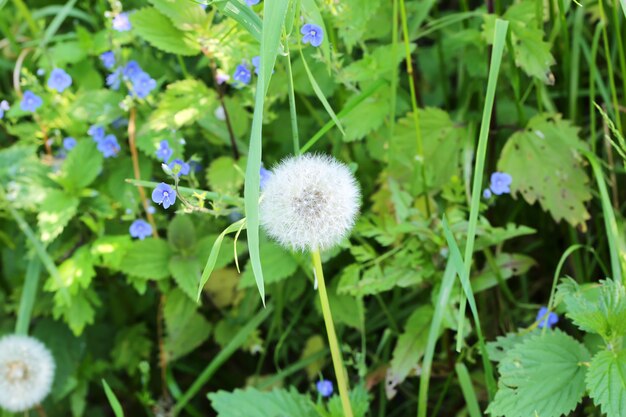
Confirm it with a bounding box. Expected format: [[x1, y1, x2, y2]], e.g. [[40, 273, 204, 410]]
[[260, 154, 360, 251]]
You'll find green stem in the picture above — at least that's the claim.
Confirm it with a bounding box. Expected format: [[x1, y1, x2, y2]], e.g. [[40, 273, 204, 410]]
[[312, 249, 353, 417], [284, 39, 300, 154], [598, 0, 623, 134], [399, 0, 431, 217], [15, 258, 41, 335]]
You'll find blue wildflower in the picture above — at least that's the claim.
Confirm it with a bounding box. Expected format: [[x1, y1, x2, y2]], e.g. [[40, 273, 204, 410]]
[[147, 205, 156, 214], [189, 160, 202, 173], [100, 51, 116, 69], [168, 159, 190, 177], [0, 100, 9, 119], [483, 188, 492, 199], [301, 23, 324, 47], [156, 140, 173, 162], [20, 91, 43, 112], [112, 12, 132, 32], [129, 219, 152, 240], [216, 70, 229, 85], [63, 137, 77, 151], [131, 72, 157, 99], [489, 172, 512, 196], [536, 306, 558, 329], [151, 183, 177, 209], [36, 68, 45, 76], [232, 64, 251, 85], [97, 134, 120, 158], [47, 68, 72, 93], [106, 67, 122, 90], [123, 61, 143, 80], [247, 0, 260, 5], [251, 56, 260, 75], [260, 167, 272, 190], [88, 125, 105, 142], [316, 380, 333, 397]]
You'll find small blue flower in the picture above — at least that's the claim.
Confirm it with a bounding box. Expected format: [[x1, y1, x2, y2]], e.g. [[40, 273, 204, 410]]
[[47, 68, 72, 93], [189, 160, 202, 173], [147, 205, 156, 214], [20, 90, 43, 112], [129, 219, 152, 240], [100, 51, 116, 69], [36, 68, 45, 76], [112, 12, 132, 32], [316, 380, 333, 397], [63, 137, 77, 151], [489, 172, 512, 196], [232, 64, 251, 85], [106, 67, 123, 90], [88, 125, 105, 142], [251, 56, 260, 75], [156, 140, 173, 162], [123, 61, 143, 80], [216, 71, 230, 85], [301, 23, 324, 47], [131, 72, 157, 99], [260, 167, 272, 190], [168, 159, 190, 177], [152, 183, 177, 209], [536, 306, 558, 329], [97, 134, 120, 158], [0, 100, 9, 119], [247, 0, 260, 5], [483, 188, 492, 199]]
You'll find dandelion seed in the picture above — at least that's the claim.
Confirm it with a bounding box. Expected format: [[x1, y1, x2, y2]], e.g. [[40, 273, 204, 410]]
[[63, 137, 77, 151], [232, 64, 251, 86], [97, 134, 120, 158], [47, 68, 72, 93], [129, 219, 152, 240], [489, 172, 512, 196], [260, 154, 360, 251], [0, 100, 9, 119], [316, 379, 333, 397], [301, 23, 324, 47], [536, 306, 558, 329], [20, 91, 43, 113], [100, 51, 116, 69], [112, 12, 132, 32], [151, 183, 176, 209], [156, 140, 173, 162], [0, 335, 55, 413]]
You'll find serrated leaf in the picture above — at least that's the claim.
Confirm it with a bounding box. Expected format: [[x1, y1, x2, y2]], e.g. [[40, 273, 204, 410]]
[[57, 140, 103, 191], [167, 214, 197, 253], [498, 114, 591, 227], [130, 8, 201, 56], [46, 246, 95, 294], [239, 239, 298, 288], [118, 239, 172, 280], [487, 329, 591, 417], [169, 255, 202, 301], [91, 236, 133, 270], [486, 330, 538, 363], [37, 189, 79, 243], [334, 0, 384, 52], [209, 388, 318, 417], [164, 289, 212, 361], [389, 305, 434, 385], [147, 0, 207, 31], [150, 80, 216, 131], [341, 83, 389, 142], [52, 287, 101, 335], [342, 44, 412, 84], [557, 278, 626, 341], [587, 350, 626, 417]]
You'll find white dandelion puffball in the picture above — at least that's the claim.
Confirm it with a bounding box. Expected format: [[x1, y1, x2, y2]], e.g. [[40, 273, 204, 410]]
[[260, 153, 361, 251], [0, 335, 55, 412]]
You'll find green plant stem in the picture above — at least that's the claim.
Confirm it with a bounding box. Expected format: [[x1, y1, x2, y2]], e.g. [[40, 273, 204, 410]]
[[284, 41, 300, 154], [15, 258, 41, 335], [399, 0, 431, 217], [598, 0, 623, 134], [312, 249, 353, 417]]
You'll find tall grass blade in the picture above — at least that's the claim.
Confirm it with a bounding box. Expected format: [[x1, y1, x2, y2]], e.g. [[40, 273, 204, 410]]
[[455, 363, 482, 417], [15, 258, 41, 335], [102, 379, 125, 417]]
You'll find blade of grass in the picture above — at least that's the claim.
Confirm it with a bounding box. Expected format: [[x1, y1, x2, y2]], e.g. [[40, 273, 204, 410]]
[[597, 0, 623, 133], [456, 18, 508, 354], [455, 363, 482, 417], [11, 0, 39, 38], [102, 379, 125, 417], [568, 6, 583, 120], [15, 258, 41, 335], [244, 0, 290, 304], [417, 262, 456, 417], [215, 0, 263, 42], [284, 31, 300, 154], [443, 216, 496, 399], [388, 0, 398, 164], [174, 305, 274, 414], [38, 0, 77, 52]]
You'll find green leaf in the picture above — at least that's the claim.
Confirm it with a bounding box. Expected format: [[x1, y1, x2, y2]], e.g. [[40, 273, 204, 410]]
[[57, 140, 103, 191], [209, 388, 318, 417], [486, 330, 538, 363], [557, 278, 626, 341], [150, 80, 216, 131], [389, 305, 434, 388], [102, 379, 125, 417], [37, 189, 79, 243], [334, 0, 384, 52], [52, 286, 100, 335], [167, 214, 197, 253], [118, 239, 173, 280], [342, 44, 411, 84], [487, 329, 591, 417], [70, 89, 125, 124], [147, 0, 207, 31], [46, 246, 95, 294], [207, 156, 245, 195], [169, 255, 202, 301], [91, 235, 133, 270], [164, 289, 212, 361], [239, 239, 298, 288], [587, 350, 626, 417], [498, 114, 592, 227], [130, 8, 201, 56], [216, 0, 263, 42]]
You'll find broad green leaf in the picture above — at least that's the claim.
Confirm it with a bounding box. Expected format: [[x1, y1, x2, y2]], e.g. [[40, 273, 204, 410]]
[[169, 255, 202, 301], [164, 289, 212, 361], [147, 0, 207, 31], [118, 239, 173, 280], [487, 329, 591, 417], [239, 239, 298, 288], [341, 44, 413, 84], [91, 235, 133, 270], [557, 278, 626, 342], [37, 189, 79, 243], [206, 156, 245, 195], [341, 82, 388, 142], [587, 350, 626, 417], [209, 388, 318, 417], [389, 305, 434, 387], [498, 114, 592, 227], [70, 89, 125, 124], [167, 214, 197, 253], [334, 0, 385, 52], [486, 330, 538, 363], [150, 80, 216, 131], [46, 246, 95, 294], [57, 140, 103, 191], [130, 8, 201, 56]]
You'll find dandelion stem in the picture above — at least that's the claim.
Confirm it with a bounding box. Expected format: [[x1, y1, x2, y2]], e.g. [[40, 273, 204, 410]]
[[311, 249, 353, 417], [284, 39, 300, 155]]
